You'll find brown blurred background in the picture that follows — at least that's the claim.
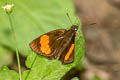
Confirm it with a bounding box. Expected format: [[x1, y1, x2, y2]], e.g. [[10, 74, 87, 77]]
[[73, 0, 120, 80]]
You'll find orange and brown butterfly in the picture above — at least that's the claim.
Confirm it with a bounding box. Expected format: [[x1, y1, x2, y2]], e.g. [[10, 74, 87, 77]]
[[29, 15, 79, 64], [29, 25, 78, 64]]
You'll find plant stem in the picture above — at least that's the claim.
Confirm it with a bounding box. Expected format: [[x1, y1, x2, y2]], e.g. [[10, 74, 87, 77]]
[[16, 48, 22, 80], [8, 14, 22, 80], [25, 54, 37, 80], [8, 14, 16, 40]]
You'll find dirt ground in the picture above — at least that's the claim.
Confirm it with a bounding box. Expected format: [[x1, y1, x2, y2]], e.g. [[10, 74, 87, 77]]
[[73, 0, 120, 80]]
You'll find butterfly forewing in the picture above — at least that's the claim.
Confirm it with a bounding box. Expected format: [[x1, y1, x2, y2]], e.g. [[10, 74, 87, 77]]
[[30, 29, 67, 58]]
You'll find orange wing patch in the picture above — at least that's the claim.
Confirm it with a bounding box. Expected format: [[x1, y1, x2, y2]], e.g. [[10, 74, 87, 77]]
[[40, 35, 51, 54], [64, 44, 74, 61]]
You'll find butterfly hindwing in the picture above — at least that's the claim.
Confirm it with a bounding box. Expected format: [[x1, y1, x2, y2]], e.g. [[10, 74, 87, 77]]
[[58, 34, 75, 64]]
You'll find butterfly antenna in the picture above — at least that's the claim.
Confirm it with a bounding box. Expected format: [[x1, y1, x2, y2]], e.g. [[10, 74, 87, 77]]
[[82, 23, 96, 26], [75, 16, 80, 26], [66, 13, 73, 25]]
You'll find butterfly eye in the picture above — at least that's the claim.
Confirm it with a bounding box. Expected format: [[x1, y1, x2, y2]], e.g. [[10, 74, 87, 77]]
[[72, 25, 78, 31], [74, 27, 78, 31]]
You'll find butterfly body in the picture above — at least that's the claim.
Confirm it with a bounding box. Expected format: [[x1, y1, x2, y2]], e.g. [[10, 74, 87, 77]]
[[29, 25, 78, 64]]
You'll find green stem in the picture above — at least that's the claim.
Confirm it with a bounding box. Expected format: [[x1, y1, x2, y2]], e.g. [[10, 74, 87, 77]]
[[8, 14, 22, 80], [8, 14, 16, 40], [25, 54, 37, 80], [16, 48, 22, 80]]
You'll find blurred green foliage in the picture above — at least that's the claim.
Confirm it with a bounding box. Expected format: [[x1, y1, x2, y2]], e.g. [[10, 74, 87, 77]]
[[0, 66, 19, 80], [0, 46, 13, 67], [90, 77, 102, 80], [71, 77, 79, 80], [0, 0, 78, 56], [0, 0, 84, 80]]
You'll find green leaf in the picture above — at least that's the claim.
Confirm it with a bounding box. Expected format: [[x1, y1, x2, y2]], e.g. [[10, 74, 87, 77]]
[[71, 77, 79, 80], [21, 0, 84, 79], [23, 34, 84, 80], [0, 66, 19, 80], [0, 46, 13, 67], [0, 0, 84, 80], [90, 77, 102, 80]]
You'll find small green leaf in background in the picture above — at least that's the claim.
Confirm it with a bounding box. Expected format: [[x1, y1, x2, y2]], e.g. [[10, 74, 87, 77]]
[[71, 77, 79, 80], [90, 77, 102, 80], [0, 66, 19, 80]]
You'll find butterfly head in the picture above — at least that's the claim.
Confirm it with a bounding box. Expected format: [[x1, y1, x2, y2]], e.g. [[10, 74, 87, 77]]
[[71, 25, 78, 31]]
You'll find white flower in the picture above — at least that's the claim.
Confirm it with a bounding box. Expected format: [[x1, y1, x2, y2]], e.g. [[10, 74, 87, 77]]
[[1, 4, 14, 14]]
